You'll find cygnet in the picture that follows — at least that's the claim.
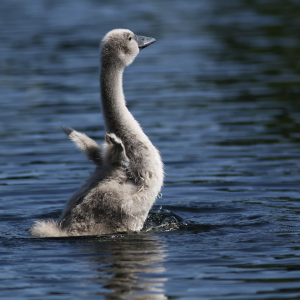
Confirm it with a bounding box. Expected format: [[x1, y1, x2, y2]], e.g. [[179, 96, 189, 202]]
[[29, 29, 164, 237]]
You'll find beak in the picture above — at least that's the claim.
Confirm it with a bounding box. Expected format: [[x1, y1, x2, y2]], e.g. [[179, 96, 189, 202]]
[[136, 35, 156, 50]]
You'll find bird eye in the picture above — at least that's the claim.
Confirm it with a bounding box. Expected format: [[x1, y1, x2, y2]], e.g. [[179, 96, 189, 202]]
[[129, 36, 132, 41]]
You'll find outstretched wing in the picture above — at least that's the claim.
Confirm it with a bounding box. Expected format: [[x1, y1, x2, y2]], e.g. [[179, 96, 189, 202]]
[[61, 125, 102, 165]]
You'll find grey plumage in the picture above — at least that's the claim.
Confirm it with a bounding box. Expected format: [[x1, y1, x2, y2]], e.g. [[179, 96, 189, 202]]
[[29, 29, 164, 237], [61, 125, 102, 165]]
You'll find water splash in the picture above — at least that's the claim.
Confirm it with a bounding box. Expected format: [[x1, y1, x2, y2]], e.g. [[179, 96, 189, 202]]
[[143, 206, 221, 233], [143, 206, 188, 232]]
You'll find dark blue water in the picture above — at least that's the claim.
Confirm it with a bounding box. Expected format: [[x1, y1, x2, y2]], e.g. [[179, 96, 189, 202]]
[[1, 0, 300, 299]]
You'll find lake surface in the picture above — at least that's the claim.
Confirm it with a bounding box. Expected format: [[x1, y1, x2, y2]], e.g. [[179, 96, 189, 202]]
[[1, 0, 300, 299]]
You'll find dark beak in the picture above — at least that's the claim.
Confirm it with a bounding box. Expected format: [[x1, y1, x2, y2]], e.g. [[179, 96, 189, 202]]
[[136, 35, 156, 50]]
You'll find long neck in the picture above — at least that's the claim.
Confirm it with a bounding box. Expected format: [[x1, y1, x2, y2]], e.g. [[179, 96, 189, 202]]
[[100, 61, 146, 141]]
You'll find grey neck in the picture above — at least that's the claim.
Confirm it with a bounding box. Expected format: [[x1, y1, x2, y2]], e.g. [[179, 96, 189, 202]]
[[100, 61, 146, 142], [101, 63, 125, 134]]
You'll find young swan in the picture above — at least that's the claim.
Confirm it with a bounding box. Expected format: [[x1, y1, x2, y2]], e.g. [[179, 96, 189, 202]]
[[29, 29, 164, 237]]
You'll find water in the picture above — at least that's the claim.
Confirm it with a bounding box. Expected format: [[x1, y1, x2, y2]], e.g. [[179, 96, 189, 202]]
[[1, 0, 300, 299]]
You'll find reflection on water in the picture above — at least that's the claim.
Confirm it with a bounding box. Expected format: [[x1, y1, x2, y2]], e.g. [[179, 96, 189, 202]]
[[78, 235, 167, 299], [0, 0, 300, 299]]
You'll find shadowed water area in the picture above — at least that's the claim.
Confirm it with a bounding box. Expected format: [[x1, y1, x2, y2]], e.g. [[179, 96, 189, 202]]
[[1, 0, 300, 299]]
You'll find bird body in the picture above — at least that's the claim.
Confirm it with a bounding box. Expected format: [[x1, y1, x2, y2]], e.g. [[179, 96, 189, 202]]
[[29, 29, 163, 237]]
